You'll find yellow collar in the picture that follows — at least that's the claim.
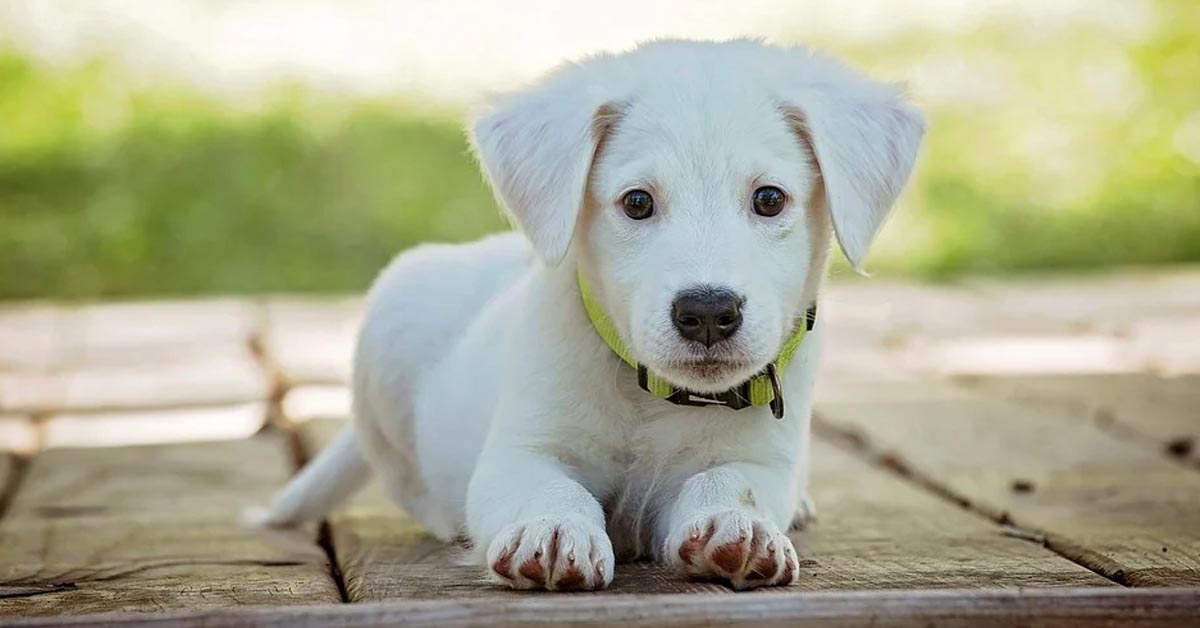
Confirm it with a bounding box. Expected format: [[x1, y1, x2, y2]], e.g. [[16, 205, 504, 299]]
[[578, 271, 815, 419]]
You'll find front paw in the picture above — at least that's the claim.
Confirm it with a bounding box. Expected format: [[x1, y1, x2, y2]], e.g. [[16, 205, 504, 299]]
[[486, 516, 615, 591], [665, 510, 799, 590]]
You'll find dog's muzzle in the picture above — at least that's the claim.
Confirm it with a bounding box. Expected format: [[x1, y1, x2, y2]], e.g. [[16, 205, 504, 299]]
[[580, 270, 816, 420]]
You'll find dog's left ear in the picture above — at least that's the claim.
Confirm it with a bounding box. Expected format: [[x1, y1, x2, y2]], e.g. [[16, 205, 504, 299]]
[[783, 74, 925, 270], [471, 69, 620, 266]]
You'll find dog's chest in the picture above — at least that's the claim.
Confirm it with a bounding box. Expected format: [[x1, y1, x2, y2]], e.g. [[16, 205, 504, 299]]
[[599, 395, 774, 558]]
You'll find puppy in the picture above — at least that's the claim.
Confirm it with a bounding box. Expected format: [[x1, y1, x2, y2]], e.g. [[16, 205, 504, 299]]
[[266, 39, 923, 591]]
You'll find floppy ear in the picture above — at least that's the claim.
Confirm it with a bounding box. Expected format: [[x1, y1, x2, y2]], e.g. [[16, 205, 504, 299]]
[[784, 80, 925, 269], [470, 70, 619, 265]]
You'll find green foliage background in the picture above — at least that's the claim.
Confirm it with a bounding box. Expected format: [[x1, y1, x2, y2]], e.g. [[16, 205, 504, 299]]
[[1, 0, 1197, 300]]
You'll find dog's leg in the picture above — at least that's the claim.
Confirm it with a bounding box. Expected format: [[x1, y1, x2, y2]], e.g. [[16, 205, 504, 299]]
[[468, 451, 614, 591], [660, 463, 799, 590]]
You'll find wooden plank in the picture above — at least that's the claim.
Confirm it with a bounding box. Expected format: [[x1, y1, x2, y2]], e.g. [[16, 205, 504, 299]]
[[823, 279, 1010, 342], [0, 414, 39, 454], [0, 347, 270, 415], [958, 374, 1200, 465], [4, 587, 1199, 628], [0, 299, 260, 371], [818, 279, 1147, 380], [800, 442, 1111, 590], [0, 451, 19, 515], [1129, 316, 1200, 375], [0, 433, 342, 616], [296, 416, 1108, 602], [816, 390, 1200, 586], [262, 298, 360, 387], [900, 333, 1138, 377], [39, 403, 266, 449], [62, 299, 261, 366], [967, 268, 1200, 334], [281, 386, 351, 424], [0, 305, 62, 371]]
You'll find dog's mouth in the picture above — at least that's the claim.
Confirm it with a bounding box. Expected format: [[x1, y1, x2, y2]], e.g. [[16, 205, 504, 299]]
[[672, 357, 751, 373], [657, 354, 760, 392]]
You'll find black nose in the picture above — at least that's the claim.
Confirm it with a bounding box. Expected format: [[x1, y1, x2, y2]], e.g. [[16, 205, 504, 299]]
[[671, 287, 743, 348]]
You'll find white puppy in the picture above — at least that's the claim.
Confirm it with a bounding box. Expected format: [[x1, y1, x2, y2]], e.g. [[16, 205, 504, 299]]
[[266, 39, 923, 591]]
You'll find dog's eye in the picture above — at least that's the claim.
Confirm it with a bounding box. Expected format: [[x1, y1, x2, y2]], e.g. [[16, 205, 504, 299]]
[[621, 189, 655, 220], [752, 186, 786, 217]]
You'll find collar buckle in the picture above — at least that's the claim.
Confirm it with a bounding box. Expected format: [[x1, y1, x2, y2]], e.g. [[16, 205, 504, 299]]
[[637, 364, 758, 412], [666, 383, 754, 411]]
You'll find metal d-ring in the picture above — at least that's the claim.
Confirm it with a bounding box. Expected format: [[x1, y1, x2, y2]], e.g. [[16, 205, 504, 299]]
[[766, 362, 785, 419]]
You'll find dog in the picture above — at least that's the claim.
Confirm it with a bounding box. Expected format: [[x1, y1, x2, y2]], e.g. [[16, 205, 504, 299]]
[[265, 39, 924, 591]]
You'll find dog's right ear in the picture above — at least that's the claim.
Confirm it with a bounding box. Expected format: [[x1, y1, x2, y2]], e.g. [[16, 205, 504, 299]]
[[471, 70, 620, 266]]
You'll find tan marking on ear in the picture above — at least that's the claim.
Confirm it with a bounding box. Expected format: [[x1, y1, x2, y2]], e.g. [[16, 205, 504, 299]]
[[591, 102, 625, 147], [783, 105, 835, 296], [578, 101, 627, 241]]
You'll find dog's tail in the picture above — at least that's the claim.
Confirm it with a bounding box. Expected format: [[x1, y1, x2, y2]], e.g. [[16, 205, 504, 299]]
[[261, 424, 371, 527]]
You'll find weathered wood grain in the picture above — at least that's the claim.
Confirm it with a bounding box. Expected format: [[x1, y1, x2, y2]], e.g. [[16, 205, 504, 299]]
[[5, 587, 1199, 628], [800, 442, 1111, 590], [296, 415, 1108, 602], [0, 433, 342, 616], [958, 374, 1200, 465], [816, 389, 1200, 586]]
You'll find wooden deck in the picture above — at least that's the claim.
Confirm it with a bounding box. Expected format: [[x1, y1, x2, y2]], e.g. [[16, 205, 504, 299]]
[[1, 269, 1199, 626]]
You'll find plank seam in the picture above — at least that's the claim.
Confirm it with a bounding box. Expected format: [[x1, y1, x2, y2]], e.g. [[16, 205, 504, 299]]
[[0, 452, 31, 520], [811, 415, 1133, 588], [319, 521, 351, 603], [280, 417, 351, 603], [955, 377, 1200, 473]]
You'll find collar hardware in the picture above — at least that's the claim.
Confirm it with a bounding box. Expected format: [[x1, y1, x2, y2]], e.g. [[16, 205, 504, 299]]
[[639, 364, 755, 410], [766, 362, 785, 419], [581, 271, 814, 420]]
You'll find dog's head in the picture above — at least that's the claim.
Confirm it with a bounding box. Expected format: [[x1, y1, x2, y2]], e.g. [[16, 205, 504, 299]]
[[472, 40, 923, 393]]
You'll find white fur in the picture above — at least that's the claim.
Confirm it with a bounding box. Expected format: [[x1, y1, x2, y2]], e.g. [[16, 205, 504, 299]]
[[266, 39, 923, 591]]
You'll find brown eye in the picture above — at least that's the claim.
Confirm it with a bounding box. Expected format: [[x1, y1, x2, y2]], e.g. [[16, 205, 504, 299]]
[[752, 186, 786, 217], [622, 189, 655, 220]]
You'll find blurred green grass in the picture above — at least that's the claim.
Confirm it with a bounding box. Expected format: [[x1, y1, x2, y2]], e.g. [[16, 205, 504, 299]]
[[1, 0, 1197, 300], [0, 55, 503, 299]]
